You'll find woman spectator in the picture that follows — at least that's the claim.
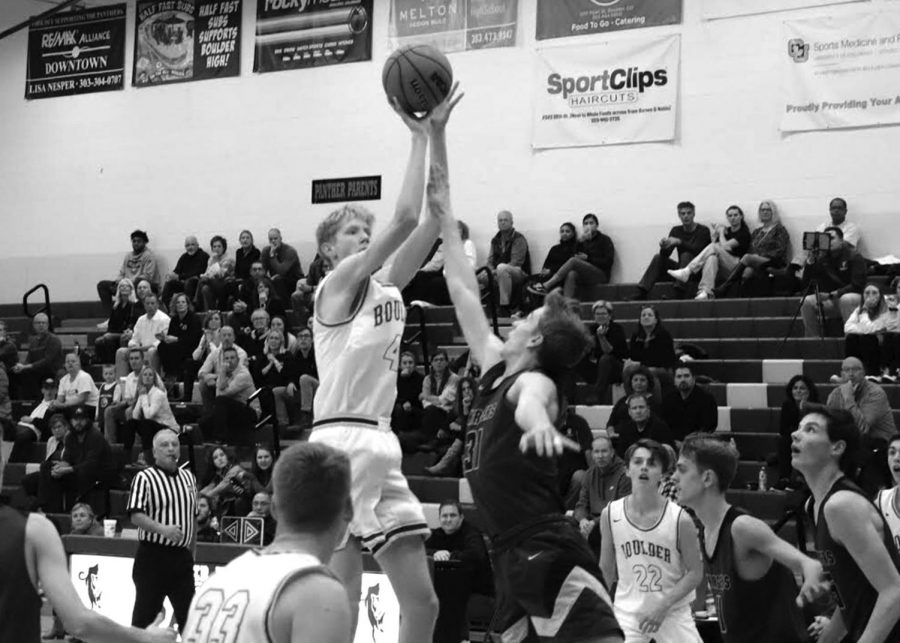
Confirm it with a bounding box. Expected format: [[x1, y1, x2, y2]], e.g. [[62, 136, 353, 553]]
[[417, 350, 460, 452], [233, 230, 261, 300], [200, 446, 253, 517], [883, 277, 900, 382], [716, 200, 792, 296], [537, 222, 578, 281], [124, 365, 179, 465], [51, 353, 99, 418], [195, 494, 220, 543], [844, 282, 887, 377], [93, 278, 142, 364], [777, 374, 819, 483], [157, 292, 202, 392], [582, 300, 629, 403], [183, 310, 223, 401], [197, 235, 233, 312], [667, 205, 751, 300], [425, 376, 475, 477], [269, 316, 297, 354], [529, 213, 615, 297], [627, 305, 676, 394], [69, 502, 104, 536], [255, 280, 287, 322], [248, 444, 275, 493], [258, 331, 299, 428], [392, 351, 424, 440], [606, 365, 662, 431]]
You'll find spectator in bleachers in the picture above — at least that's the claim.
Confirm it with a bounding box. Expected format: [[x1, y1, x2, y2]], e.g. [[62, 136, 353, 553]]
[[133, 277, 157, 314], [37, 405, 114, 513], [425, 376, 475, 477], [95, 364, 118, 435], [195, 493, 220, 543], [559, 406, 595, 509], [800, 226, 866, 338], [627, 305, 677, 393], [160, 236, 210, 306], [425, 500, 490, 643], [253, 280, 287, 325], [157, 293, 202, 393], [582, 300, 629, 404], [20, 412, 68, 501], [417, 350, 459, 453], [258, 330, 298, 428], [480, 210, 531, 316], [0, 359, 10, 435], [667, 205, 751, 300], [185, 310, 223, 402], [614, 393, 675, 456], [658, 443, 679, 502], [661, 363, 718, 444], [10, 312, 63, 400], [93, 277, 142, 364], [8, 378, 58, 463], [261, 228, 304, 302], [777, 374, 820, 485], [51, 353, 99, 419], [290, 253, 330, 326], [195, 235, 233, 312], [721, 200, 792, 296], [234, 230, 262, 292], [844, 283, 888, 377], [632, 201, 711, 300], [247, 491, 276, 545], [293, 326, 318, 427], [115, 292, 170, 378], [884, 277, 900, 382], [124, 365, 180, 466], [241, 308, 271, 360], [529, 213, 615, 298], [69, 502, 104, 536], [248, 444, 275, 493], [392, 351, 424, 443], [197, 326, 248, 418], [574, 434, 631, 557], [536, 222, 578, 283], [826, 357, 896, 494], [0, 320, 17, 372], [404, 221, 477, 307], [235, 261, 267, 318], [104, 348, 144, 444], [209, 346, 257, 445], [269, 315, 297, 354], [817, 196, 860, 248], [200, 446, 253, 517], [606, 365, 662, 431], [96, 230, 160, 313]]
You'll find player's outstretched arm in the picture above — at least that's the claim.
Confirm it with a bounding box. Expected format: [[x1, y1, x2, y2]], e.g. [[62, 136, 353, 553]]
[[826, 491, 900, 643], [270, 573, 352, 643], [508, 372, 579, 457], [27, 514, 176, 643], [598, 506, 617, 590]]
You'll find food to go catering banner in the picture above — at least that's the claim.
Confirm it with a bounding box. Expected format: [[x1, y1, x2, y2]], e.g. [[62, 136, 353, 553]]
[[533, 35, 680, 149], [25, 4, 126, 99], [388, 0, 518, 52], [536, 0, 681, 40], [782, 12, 900, 132], [134, 0, 242, 86], [703, 0, 864, 20], [254, 0, 373, 72]]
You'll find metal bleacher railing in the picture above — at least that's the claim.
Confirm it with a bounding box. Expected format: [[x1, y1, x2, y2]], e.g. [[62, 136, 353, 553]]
[[22, 283, 53, 331]]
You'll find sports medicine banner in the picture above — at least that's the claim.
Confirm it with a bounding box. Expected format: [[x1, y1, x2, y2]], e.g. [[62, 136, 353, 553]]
[[533, 35, 680, 149], [703, 0, 865, 20], [254, 0, 373, 72], [388, 0, 518, 52], [536, 0, 681, 40], [782, 11, 900, 132], [25, 4, 126, 99], [134, 0, 242, 86]]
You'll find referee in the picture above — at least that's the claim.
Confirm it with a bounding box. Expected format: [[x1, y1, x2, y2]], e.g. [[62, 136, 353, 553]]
[[127, 428, 197, 632]]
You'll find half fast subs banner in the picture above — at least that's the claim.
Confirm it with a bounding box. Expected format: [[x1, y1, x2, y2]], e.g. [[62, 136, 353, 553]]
[[536, 0, 681, 40], [134, 0, 242, 86], [533, 35, 680, 149], [388, 0, 518, 53], [25, 4, 126, 99], [782, 12, 900, 132], [254, 0, 373, 72], [703, 0, 864, 20]]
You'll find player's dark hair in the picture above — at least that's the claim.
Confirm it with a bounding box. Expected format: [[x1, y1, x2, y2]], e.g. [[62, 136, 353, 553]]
[[802, 404, 859, 475], [438, 499, 462, 515], [680, 433, 739, 493], [624, 438, 669, 472], [535, 290, 591, 380], [272, 442, 351, 534]]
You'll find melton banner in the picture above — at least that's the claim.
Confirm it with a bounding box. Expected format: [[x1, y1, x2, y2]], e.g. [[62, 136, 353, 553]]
[[703, 0, 865, 20], [782, 11, 900, 132], [388, 0, 518, 53], [25, 4, 126, 99], [134, 0, 242, 86], [533, 35, 680, 149], [254, 0, 373, 72], [536, 0, 681, 40]]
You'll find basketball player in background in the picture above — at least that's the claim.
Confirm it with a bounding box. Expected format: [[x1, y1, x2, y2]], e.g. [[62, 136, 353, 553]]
[[431, 143, 622, 641], [310, 84, 462, 643], [791, 407, 900, 642], [600, 439, 703, 642], [674, 433, 826, 643], [875, 434, 900, 553]]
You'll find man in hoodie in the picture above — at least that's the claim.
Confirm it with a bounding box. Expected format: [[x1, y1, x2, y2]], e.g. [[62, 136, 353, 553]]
[[575, 435, 632, 556], [97, 230, 161, 312]]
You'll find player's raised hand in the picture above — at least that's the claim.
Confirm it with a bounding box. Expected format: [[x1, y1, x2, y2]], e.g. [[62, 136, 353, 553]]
[[389, 96, 430, 136], [426, 82, 463, 132], [519, 424, 580, 457]]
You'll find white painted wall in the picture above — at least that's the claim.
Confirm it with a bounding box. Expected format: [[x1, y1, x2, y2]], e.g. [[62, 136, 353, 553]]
[[1, 0, 898, 304]]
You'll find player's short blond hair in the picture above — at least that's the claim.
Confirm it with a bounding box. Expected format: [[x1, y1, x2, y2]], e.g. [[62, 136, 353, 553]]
[[315, 204, 376, 250]]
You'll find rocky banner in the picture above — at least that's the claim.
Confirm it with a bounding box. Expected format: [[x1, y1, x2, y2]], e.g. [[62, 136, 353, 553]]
[[536, 0, 681, 40], [388, 0, 518, 52], [25, 4, 126, 99], [133, 0, 242, 86]]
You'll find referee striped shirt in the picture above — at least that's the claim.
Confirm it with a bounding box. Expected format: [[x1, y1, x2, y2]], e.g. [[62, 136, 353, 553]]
[[126, 465, 197, 548]]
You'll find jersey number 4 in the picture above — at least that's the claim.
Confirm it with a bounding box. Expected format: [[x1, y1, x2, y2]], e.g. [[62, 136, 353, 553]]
[[382, 334, 402, 372], [632, 564, 663, 593], [184, 589, 250, 643]]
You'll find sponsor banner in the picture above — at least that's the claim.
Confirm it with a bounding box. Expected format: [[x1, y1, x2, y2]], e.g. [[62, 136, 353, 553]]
[[254, 0, 373, 73], [388, 0, 517, 53], [782, 11, 900, 132], [25, 4, 126, 100], [312, 175, 382, 203], [533, 35, 680, 149], [134, 0, 242, 87], [536, 0, 681, 40], [703, 0, 865, 20]]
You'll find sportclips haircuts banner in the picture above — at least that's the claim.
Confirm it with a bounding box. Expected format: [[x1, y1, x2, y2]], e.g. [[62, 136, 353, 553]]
[[703, 0, 864, 20], [388, 0, 518, 53], [533, 35, 680, 149], [134, 0, 242, 86], [536, 0, 681, 40], [254, 0, 372, 72], [782, 12, 900, 132], [25, 4, 126, 99]]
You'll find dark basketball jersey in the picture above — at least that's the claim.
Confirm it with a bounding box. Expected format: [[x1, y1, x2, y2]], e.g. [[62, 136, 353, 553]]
[[0, 505, 42, 643], [462, 363, 563, 538], [97, 381, 118, 412], [808, 477, 900, 641], [703, 506, 807, 643]]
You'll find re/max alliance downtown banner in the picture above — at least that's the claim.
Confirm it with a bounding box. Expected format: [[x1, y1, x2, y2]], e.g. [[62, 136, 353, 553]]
[[782, 11, 900, 132]]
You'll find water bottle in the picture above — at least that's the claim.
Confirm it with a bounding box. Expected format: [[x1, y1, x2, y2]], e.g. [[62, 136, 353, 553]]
[[758, 465, 768, 491]]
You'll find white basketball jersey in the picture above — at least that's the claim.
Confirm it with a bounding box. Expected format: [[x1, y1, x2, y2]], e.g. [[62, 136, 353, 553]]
[[876, 487, 900, 554], [313, 274, 406, 424], [608, 497, 694, 616], [182, 550, 330, 643]]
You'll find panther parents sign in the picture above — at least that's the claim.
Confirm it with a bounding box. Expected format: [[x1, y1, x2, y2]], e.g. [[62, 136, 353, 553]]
[[312, 176, 382, 204]]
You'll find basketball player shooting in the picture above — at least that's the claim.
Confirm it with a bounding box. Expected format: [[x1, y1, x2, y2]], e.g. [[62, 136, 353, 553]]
[[309, 84, 461, 643]]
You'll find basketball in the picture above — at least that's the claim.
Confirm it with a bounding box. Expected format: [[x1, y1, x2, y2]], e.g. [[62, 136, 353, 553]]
[[382, 44, 453, 117]]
